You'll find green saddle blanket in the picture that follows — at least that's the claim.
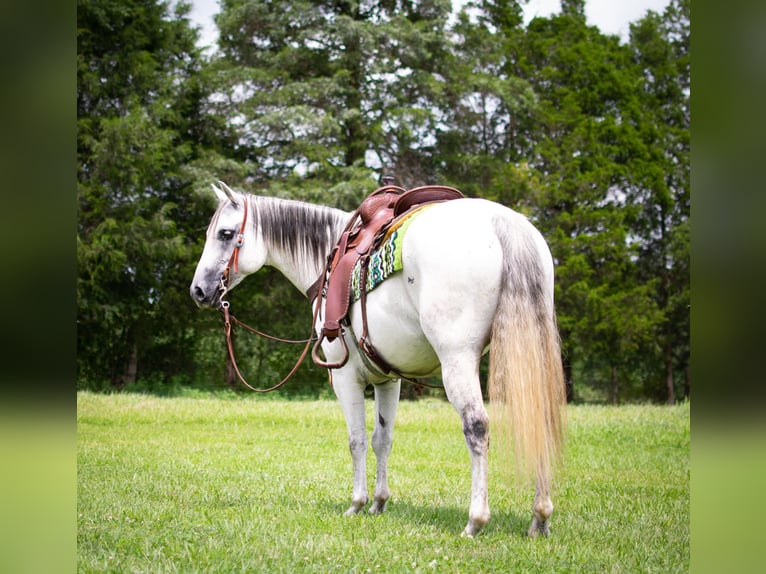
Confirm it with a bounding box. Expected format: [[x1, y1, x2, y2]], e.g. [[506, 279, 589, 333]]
[[349, 204, 432, 302]]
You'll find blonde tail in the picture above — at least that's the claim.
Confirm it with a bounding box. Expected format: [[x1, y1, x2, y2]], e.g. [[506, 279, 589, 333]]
[[488, 224, 567, 488]]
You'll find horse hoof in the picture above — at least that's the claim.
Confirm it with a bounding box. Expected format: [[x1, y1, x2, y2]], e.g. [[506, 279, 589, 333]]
[[527, 519, 551, 538], [368, 502, 387, 515], [344, 505, 363, 517]]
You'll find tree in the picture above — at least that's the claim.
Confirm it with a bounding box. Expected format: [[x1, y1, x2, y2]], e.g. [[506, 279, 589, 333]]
[[436, 0, 539, 203], [510, 9, 669, 403], [212, 0, 453, 191], [77, 0, 216, 388], [628, 0, 690, 403]]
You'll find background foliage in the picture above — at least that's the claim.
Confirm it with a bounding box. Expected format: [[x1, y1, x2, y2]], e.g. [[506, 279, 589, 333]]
[[76, 0, 689, 403]]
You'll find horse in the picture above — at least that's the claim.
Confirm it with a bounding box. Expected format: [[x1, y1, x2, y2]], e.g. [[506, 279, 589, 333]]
[[190, 182, 567, 538]]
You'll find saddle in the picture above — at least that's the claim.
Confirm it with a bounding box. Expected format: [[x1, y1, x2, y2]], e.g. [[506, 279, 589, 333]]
[[309, 183, 464, 372]]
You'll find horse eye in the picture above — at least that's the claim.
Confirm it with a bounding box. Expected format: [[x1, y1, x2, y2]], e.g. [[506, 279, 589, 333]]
[[218, 229, 235, 241]]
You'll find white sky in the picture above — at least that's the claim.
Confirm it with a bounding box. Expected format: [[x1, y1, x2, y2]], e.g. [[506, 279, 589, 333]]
[[187, 0, 672, 52]]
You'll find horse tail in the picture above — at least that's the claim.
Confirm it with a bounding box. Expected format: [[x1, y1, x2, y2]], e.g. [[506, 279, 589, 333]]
[[488, 217, 567, 486]]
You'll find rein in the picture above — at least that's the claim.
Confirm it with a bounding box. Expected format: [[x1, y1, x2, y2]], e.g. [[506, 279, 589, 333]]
[[219, 299, 318, 393]]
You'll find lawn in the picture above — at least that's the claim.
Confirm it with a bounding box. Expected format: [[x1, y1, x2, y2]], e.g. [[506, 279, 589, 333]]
[[77, 392, 689, 573]]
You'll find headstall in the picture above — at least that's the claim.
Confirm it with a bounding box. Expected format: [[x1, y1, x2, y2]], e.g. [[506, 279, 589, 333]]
[[216, 194, 317, 393]]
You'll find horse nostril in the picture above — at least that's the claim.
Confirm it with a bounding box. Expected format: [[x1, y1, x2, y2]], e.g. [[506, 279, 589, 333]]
[[193, 285, 206, 301]]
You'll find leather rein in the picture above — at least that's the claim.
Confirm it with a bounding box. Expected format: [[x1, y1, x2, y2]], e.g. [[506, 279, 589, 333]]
[[217, 195, 318, 393]]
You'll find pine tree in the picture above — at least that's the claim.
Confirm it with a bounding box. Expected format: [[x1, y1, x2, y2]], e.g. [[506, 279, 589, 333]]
[[77, 0, 213, 387], [212, 0, 453, 193], [628, 0, 690, 403]]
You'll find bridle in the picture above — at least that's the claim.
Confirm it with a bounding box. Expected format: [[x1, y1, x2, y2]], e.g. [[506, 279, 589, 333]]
[[216, 194, 318, 393]]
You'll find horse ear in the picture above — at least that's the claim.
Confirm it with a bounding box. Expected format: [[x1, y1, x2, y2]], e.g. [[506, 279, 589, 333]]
[[211, 181, 239, 207]]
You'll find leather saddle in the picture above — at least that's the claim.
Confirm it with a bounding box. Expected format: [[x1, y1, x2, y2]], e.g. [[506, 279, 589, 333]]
[[309, 183, 464, 371]]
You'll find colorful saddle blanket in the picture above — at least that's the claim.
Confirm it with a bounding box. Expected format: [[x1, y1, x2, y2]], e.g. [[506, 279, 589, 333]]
[[349, 204, 432, 302]]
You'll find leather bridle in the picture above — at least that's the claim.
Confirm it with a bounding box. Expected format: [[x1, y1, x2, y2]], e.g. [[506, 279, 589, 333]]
[[216, 194, 317, 393]]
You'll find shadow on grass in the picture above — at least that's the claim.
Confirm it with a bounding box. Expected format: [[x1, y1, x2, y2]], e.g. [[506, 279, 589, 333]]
[[318, 498, 529, 537]]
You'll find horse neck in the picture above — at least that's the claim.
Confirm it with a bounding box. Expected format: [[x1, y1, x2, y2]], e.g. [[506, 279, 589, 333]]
[[251, 195, 350, 295]]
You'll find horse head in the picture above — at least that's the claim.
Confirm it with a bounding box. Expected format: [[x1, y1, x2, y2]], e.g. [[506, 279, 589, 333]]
[[190, 182, 267, 308]]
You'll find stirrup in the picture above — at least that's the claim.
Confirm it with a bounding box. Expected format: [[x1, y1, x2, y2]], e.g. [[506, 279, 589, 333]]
[[311, 330, 349, 369]]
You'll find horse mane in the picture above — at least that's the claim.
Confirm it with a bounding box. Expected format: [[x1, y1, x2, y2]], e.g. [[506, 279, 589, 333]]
[[252, 195, 349, 266]]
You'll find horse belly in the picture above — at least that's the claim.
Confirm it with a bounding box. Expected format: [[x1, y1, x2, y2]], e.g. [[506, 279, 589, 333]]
[[349, 275, 441, 378]]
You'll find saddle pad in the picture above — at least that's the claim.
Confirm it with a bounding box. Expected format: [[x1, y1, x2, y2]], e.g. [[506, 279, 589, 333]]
[[349, 204, 433, 302]]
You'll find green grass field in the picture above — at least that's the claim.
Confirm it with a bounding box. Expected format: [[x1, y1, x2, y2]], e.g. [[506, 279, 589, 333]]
[[77, 393, 689, 573]]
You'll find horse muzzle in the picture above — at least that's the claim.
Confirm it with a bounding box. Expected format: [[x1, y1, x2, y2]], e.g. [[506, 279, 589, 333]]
[[190, 282, 221, 308]]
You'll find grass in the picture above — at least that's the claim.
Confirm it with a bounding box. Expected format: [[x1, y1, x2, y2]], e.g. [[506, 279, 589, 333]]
[[77, 393, 689, 573]]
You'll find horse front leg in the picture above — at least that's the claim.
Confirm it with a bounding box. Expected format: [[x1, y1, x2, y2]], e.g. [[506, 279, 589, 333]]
[[369, 378, 401, 514], [332, 370, 369, 515]]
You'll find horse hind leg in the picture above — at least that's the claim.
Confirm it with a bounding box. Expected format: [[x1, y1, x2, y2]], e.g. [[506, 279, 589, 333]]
[[461, 402, 491, 537], [369, 378, 401, 514], [440, 356, 491, 537], [528, 478, 554, 537]]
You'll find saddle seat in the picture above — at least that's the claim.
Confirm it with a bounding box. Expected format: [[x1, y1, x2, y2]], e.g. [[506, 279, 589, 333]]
[[309, 183, 464, 373]]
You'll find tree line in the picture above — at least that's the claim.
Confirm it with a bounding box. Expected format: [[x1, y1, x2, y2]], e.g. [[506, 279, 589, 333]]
[[77, 0, 689, 403]]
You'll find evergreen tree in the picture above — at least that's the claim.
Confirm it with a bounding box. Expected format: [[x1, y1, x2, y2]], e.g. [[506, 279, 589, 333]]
[[77, 0, 215, 388], [628, 0, 690, 403], [515, 10, 668, 402], [212, 0, 453, 193], [437, 0, 539, 204]]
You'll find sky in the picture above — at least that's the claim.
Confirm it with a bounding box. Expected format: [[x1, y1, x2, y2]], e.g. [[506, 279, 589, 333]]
[[187, 0, 672, 52]]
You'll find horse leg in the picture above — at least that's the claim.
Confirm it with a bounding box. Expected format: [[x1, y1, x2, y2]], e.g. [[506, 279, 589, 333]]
[[441, 357, 491, 538], [528, 473, 554, 537], [332, 372, 369, 516], [369, 378, 401, 514]]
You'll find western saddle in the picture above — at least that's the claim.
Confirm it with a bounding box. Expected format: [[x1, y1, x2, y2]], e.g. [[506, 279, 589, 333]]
[[309, 182, 464, 373]]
